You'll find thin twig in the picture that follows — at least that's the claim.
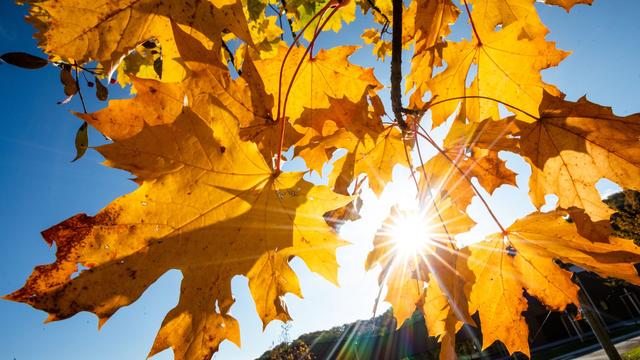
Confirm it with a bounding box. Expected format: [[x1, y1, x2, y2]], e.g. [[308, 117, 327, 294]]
[[413, 122, 457, 249], [60, 61, 102, 76], [402, 137, 420, 191], [275, 4, 339, 172], [268, 4, 285, 40], [366, 0, 391, 28], [73, 62, 88, 114], [403, 95, 540, 122], [416, 126, 506, 234], [390, 0, 407, 130]]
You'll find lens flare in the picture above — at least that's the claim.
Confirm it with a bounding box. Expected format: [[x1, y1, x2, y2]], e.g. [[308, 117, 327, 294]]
[[389, 213, 430, 258]]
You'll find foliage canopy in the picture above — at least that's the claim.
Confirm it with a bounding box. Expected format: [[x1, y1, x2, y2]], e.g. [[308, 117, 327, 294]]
[[4, 0, 640, 359]]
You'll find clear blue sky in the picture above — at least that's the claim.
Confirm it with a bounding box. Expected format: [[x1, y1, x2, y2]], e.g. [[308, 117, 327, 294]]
[[1, 1, 639, 359]]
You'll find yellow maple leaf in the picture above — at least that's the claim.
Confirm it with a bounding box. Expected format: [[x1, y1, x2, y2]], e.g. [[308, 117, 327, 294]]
[[468, 0, 591, 40], [467, 208, 640, 356], [508, 210, 640, 285], [24, 0, 253, 81], [76, 78, 184, 141], [6, 57, 352, 360], [361, 28, 392, 61], [405, 0, 460, 107], [255, 44, 382, 122], [366, 199, 475, 324], [297, 94, 410, 195], [419, 143, 516, 212], [545, 0, 593, 12], [468, 0, 548, 39], [473, 94, 640, 221], [427, 20, 568, 126], [422, 251, 473, 360]]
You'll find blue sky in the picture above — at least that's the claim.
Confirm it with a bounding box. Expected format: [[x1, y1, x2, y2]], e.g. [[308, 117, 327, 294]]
[[1, 1, 639, 359]]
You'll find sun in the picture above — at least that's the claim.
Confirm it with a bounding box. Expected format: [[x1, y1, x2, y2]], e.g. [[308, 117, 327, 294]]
[[388, 212, 431, 258]]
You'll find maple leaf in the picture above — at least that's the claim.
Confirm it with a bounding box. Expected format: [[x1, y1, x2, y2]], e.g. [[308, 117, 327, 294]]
[[467, 209, 640, 356], [419, 126, 517, 212], [255, 44, 382, 121], [298, 94, 379, 142], [422, 250, 473, 360], [287, 0, 356, 40], [468, 0, 549, 40], [6, 66, 351, 360], [240, 44, 383, 163], [76, 77, 185, 140], [470, 94, 640, 221], [423, 276, 459, 360], [24, 0, 253, 81], [468, 0, 592, 40], [366, 200, 475, 325], [404, 0, 460, 107], [545, 0, 593, 12], [361, 28, 392, 61], [427, 20, 568, 126], [356, 0, 392, 25], [507, 210, 640, 285], [466, 235, 576, 356], [296, 94, 410, 195]]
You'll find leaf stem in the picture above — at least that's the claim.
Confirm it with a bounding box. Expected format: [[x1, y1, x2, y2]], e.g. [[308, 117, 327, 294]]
[[309, 9, 327, 60], [403, 95, 540, 121], [366, 0, 391, 29], [275, 4, 339, 171], [73, 62, 88, 114], [412, 122, 457, 249], [416, 125, 506, 234], [275, 1, 333, 123], [463, 0, 482, 46]]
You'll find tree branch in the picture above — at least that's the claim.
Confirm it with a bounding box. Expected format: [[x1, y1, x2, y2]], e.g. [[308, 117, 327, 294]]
[[390, 0, 407, 130], [366, 0, 391, 28]]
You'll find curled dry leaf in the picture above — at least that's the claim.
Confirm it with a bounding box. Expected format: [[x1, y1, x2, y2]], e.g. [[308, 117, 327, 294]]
[[59, 65, 78, 97], [0, 52, 48, 69], [94, 77, 108, 101]]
